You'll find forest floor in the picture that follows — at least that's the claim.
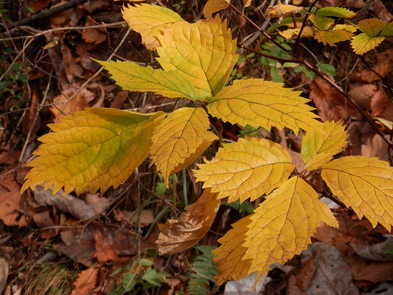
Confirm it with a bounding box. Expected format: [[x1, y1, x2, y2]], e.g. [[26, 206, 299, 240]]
[[1, 0, 393, 294]]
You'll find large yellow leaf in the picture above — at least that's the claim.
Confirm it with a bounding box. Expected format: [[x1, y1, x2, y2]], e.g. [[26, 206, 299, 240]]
[[212, 216, 253, 285], [121, 4, 183, 50], [358, 18, 386, 36], [203, 0, 229, 17], [22, 108, 163, 195], [243, 177, 338, 277], [156, 189, 220, 255], [156, 16, 238, 97], [97, 60, 200, 100], [321, 156, 393, 230], [194, 137, 295, 202], [207, 79, 321, 134], [301, 121, 348, 170], [279, 27, 315, 39], [351, 33, 385, 55], [150, 107, 217, 185]]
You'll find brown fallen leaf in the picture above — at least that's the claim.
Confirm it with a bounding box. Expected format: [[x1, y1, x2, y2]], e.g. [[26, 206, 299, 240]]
[[0, 258, 8, 294], [310, 77, 358, 121], [304, 243, 359, 294], [348, 255, 393, 283], [81, 18, 107, 45], [51, 86, 94, 120], [156, 189, 220, 255], [54, 223, 138, 266], [350, 49, 393, 83], [33, 186, 97, 220], [296, 258, 317, 291], [0, 176, 27, 227], [114, 209, 154, 227], [350, 237, 393, 262], [71, 267, 99, 295]]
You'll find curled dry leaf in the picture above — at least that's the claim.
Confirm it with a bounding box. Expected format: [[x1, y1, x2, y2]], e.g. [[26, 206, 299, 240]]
[[156, 189, 220, 255]]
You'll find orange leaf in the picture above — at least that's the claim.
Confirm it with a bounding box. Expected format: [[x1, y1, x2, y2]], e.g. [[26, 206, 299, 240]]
[[156, 189, 220, 255], [71, 267, 98, 295]]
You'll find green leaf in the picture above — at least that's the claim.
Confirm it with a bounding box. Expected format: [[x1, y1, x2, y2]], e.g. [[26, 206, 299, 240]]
[[22, 108, 163, 194], [315, 7, 356, 18], [142, 268, 166, 287], [318, 63, 336, 77]]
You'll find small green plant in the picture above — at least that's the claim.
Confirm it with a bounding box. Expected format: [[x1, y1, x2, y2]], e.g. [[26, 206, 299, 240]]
[[110, 258, 166, 295], [187, 245, 218, 295]]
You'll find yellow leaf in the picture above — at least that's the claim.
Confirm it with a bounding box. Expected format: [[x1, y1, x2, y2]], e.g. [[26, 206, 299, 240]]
[[279, 26, 315, 39], [150, 107, 217, 185], [194, 137, 295, 203], [243, 176, 338, 277], [121, 4, 183, 50], [156, 16, 238, 97], [203, 0, 229, 17], [315, 7, 356, 18], [315, 29, 353, 45], [265, 3, 303, 18], [22, 108, 163, 195], [207, 79, 321, 134], [156, 189, 220, 255], [97, 60, 201, 100], [321, 156, 393, 230], [358, 18, 386, 37], [212, 216, 253, 285], [351, 33, 385, 55], [301, 121, 348, 170], [334, 24, 357, 33]]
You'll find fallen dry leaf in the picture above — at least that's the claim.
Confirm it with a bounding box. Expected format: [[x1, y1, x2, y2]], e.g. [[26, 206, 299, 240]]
[[350, 237, 393, 262], [94, 231, 118, 263], [50, 86, 94, 120], [81, 18, 107, 45], [33, 186, 97, 220], [71, 267, 98, 295], [0, 176, 27, 227], [114, 209, 154, 227], [0, 258, 8, 294], [303, 243, 359, 294], [156, 189, 220, 255], [310, 77, 358, 121], [54, 223, 138, 266], [350, 49, 393, 82], [296, 258, 317, 291]]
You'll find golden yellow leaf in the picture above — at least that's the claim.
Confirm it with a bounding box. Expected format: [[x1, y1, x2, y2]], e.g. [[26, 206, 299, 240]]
[[22, 108, 163, 195], [207, 79, 321, 134], [243, 0, 252, 7], [212, 216, 253, 285], [321, 156, 393, 230], [150, 107, 217, 185], [358, 18, 386, 37], [121, 4, 183, 50], [301, 121, 348, 170], [203, 0, 229, 17], [351, 33, 385, 55], [156, 16, 238, 97], [194, 137, 295, 203], [97, 60, 201, 100], [334, 24, 357, 33], [315, 29, 353, 45], [279, 27, 315, 39], [265, 3, 303, 18], [243, 176, 338, 277], [156, 189, 220, 255]]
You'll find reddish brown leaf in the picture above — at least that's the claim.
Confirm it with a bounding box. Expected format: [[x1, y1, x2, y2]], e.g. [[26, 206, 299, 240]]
[[71, 267, 98, 295], [350, 49, 393, 82], [310, 77, 358, 121], [81, 18, 107, 45], [0, 176, 27, 227], [94, 231, 118, 263], [156, 189, 220, 255]]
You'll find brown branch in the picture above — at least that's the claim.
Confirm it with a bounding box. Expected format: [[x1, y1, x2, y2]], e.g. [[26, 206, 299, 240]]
[[5, 0, 87, 29]]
